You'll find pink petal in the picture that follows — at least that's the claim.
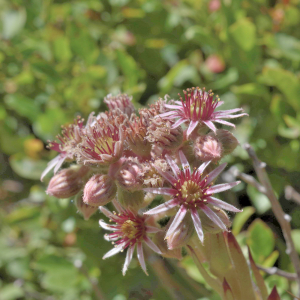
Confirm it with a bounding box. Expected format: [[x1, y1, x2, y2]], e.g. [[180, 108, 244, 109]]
[[143, 187, 176, 196], [213, 119, 235, 127], [41, 155, 65, 181], [144, 236, 162, 254], [172, 118, 187, 129], [187, 120, 199, 137], [216, 101, 224, 108], [53, 154, 67, 174], [146, 226, 162, 233], [200, 205, 228, 231], [215, 113, 248, 119], [197, 160, 211, 175], [112, 199, 126, 213], [206, 181, 241, 195], [144, 199, 178, 215], [137, 242, 148, 275], [191, 209, 204, 243], [122, 245, 135, 276], [179, 150, 190, 176], [164, 104, 184, 110], [203, 120, 217, 133], [214, 108, 244, 115], [206, 196, 242, 212], [166, 205, 187, 238], [99, 219, 115, 231], [157, 111, 178, 118], [165, 154, 180, 178], [153, 165, 177, 185], [103, 243, 124, 259], [204, 163, 227, 187]]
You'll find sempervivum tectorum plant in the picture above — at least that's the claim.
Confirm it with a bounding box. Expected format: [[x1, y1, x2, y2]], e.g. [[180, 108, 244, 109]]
[[143, 151, 242, 243], [99, 200, 161, 275], [158, 87, 247, 136], [41, 116, 84, 181]]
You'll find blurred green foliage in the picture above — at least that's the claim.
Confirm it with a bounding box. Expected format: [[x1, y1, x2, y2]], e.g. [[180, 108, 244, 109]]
[[1, 0, 300, 299]]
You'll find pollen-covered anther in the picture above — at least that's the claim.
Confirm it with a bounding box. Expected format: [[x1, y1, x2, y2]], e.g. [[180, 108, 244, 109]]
[[180, 180, 203, 204]]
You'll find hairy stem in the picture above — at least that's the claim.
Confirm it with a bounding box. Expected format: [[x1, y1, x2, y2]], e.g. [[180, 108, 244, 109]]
[[244, 144, 300, 298]]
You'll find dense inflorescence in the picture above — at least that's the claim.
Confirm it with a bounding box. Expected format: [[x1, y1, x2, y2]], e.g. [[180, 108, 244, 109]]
[[42, 88, 247, 275]]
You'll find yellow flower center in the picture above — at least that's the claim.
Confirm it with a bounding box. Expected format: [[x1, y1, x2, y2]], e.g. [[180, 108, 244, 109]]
[[180, 180, 203, 203], [121, 220, 139, 239], [95, 136, 114, 154]]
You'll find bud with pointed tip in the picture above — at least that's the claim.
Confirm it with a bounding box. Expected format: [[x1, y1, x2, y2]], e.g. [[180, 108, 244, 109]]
[[75, 193, 98, 220], [153, 231, 182, 260], [116, 159, 143, 191], [83, 174, 117, 207], [216, 129, 239, 155], [167, 213, 194, 250], [194, 135, 223, 163], [46, 165, 89, 199]]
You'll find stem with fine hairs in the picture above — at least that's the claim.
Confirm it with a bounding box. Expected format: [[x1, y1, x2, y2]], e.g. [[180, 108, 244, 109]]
[[244, 144, 300, 298]]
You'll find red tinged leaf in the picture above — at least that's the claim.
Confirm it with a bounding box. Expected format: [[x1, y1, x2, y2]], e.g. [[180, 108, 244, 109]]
[[223, 278, 235, 300], [248, 247, 268, 300], [267, 287, 280, 300]]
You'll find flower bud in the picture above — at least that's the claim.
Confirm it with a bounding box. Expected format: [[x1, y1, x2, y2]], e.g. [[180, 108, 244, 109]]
[[216, 130, 239, 155], [117, 187, 144, 211], [83, 174, 117, 207], [199, 206, 231, 234], [75, 193, 98, 220], [205, 55, 225, 73], [152, 231, 182, 260], [167, 213, 194, 250], [194, 135, 223, 163], [146, 118, 183, 150], [116, 159, 143, 191], [46, 166, 89, 199]]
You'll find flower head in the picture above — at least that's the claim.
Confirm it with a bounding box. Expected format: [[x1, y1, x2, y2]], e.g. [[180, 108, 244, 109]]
[[104, 93, 135, 117], [41, 116, 84, 181], [158, 87, 247, 136], [99, 201, 161, 275], [143, 151, 241, 243], [78, 117, 124, 165]]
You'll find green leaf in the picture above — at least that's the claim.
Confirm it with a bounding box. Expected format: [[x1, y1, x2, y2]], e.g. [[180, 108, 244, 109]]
[[230, 18, 256, 51], [259, 67, 300, 111], [275, 33, 300, 61], [2, 9, 26, 39], [53, 36, 72, 62], [4, 94, 41, 122], [9, 153, 48, 180], [33, 255, 75, 272], [232, 83, 269, 97], [0, 284, 24, 300], [247, 185, 271, 214], [232, 206, 255, 235], [291, 230, 300, 254], [247, 219, 275, 263]]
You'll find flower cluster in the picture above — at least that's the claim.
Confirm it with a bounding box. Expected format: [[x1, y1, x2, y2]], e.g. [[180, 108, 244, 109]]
[[42, 88, 247, 275]]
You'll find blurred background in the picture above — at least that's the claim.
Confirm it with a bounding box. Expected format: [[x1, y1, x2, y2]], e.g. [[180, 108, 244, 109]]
[[1, 0, 300, 299]]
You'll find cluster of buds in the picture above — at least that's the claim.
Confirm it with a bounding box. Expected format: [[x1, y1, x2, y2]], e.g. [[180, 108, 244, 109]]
[[42, 88, 248, 277]]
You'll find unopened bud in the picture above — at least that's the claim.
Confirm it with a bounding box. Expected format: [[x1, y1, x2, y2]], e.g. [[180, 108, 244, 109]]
[[117, 187, 144, 211], [153, 231, 182, 260], [216, 130, 239, 155], [75, 193, 98, 220], [167, 213, 194, 250], [194, 135, 223, 163], [146, 118, 183, 150], [46, 166, 89, 198], [199, 206, 231, 234], [83, 174, 117, 207], [116, 159, 143, 191]]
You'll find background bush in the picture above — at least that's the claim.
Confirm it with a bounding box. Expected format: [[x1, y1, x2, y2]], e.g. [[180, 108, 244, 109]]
[[1, 0, 300, 299]]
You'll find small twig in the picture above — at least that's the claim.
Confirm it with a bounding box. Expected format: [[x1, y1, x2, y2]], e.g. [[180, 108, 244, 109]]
[[229, 166, 266, 194], [257, 265, 297, 281], [244, 144, 300, 298], [285, 186, 300, 206], [75, 261, 107, 300]]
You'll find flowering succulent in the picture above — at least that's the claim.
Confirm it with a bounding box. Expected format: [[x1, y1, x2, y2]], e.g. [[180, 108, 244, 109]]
[[99, 200, 161, 275], [42, 86, 248, 284]]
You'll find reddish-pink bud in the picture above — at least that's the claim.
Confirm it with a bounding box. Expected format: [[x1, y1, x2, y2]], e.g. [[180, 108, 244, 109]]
[[216, 129, 239, 155], [75, 194, 98, 220], [83, 174, 117, 207], [205, 55, 225, 73], [46, 166, 89, 199], [194, 135, 223, 163], [167, 214, 194, 250], [208, 0, 221, 12], [116, 159, 143, 191]]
